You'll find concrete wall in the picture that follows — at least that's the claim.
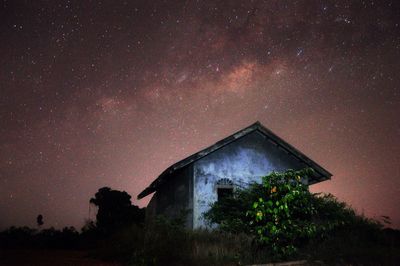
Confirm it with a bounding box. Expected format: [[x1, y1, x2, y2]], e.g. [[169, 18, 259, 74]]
[[192, 130, 308, 228], [146, 165, 193, 228]]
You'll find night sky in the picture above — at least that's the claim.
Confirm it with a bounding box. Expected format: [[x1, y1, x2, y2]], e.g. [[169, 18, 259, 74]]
[[1, 1, 399, 230]]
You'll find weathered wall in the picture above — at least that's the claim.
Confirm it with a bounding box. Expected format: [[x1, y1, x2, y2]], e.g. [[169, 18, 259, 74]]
[[192, 130, 308, 228], [146, 165, 193, 228]]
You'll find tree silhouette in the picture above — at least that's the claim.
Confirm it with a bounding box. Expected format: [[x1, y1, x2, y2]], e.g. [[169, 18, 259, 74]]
[[90, 187, 145, 234], [36, 214, 44, 228]]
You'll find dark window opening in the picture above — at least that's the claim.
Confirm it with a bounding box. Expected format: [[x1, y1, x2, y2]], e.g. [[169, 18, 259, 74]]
[[217, 187, 233, 201]]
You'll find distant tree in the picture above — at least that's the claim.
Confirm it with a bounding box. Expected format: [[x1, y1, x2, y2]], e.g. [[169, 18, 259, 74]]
[[90, 187, 145, 234], [36, 214, 44, 228]]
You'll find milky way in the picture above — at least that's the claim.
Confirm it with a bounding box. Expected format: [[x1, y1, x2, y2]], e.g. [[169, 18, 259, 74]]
[[1, 1, 399, 229]]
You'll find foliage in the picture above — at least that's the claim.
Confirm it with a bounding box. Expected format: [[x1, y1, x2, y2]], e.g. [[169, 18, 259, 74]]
[[205, 168, 317, 259], [204, 168, 395, 261], [247, 168, 317, 259], [310, 193, 382, 239], [140, 215, 260, 266], [141, 215, 191, 265], [90, 223, 145, 263], [0, 226, 79, 249], [203, 184, 258, 234], [301, 216, 400, 265], [90, 187, 145, 234], [2, 182, 399, 265]]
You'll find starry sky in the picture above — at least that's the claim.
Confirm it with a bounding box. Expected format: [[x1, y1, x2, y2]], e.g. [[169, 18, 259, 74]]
[[1, 0, 399, 230]]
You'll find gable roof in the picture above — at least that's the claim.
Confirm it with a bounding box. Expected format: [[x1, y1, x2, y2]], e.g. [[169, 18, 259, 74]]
[[137, 121, 332, 199]]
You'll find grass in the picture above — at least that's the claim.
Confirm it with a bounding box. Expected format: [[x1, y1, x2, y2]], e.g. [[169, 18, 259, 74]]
[[86, 213, 400, 266], [1, 221, 399, 265]]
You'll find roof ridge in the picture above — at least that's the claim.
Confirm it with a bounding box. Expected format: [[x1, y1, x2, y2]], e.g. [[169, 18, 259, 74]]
[[137, 121, 332, 199]]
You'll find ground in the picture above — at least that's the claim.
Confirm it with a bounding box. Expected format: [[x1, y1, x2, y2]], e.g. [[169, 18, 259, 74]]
[[0, 249, 121, 266]]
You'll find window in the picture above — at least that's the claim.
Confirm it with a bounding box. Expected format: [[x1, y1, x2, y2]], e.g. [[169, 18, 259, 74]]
[[216, 178, 234, 201], [217, 187, 233, 201]]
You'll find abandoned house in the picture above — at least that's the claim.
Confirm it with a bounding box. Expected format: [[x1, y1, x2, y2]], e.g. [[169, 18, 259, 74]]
[[137, 122, 332, 229]]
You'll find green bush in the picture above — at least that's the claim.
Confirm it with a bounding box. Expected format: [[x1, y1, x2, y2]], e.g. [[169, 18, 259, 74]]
[[204, 168, 399, 263], [3, 174, 398, 265], [247, 169, 317, 259], [205, 168, 318, 259]]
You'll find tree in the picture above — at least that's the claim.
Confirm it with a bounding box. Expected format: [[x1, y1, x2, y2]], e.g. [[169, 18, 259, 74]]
[[36, 214, 44, 228], [90, 187, 145, 234]]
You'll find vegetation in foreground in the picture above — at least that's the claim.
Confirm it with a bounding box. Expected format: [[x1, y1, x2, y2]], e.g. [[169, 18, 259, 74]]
[[204, 168, 400, 265], [1, 170, 399, 265]]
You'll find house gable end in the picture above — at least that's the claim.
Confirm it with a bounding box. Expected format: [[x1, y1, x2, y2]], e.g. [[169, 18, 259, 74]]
[[138, 122, 331, 199], [192, 130, 314, 228]]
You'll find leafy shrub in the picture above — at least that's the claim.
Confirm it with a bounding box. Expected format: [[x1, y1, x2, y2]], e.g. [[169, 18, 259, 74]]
[[246, 169, 317, 259], [205, 168, 318, 259], [204, 168, 399, 263]]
